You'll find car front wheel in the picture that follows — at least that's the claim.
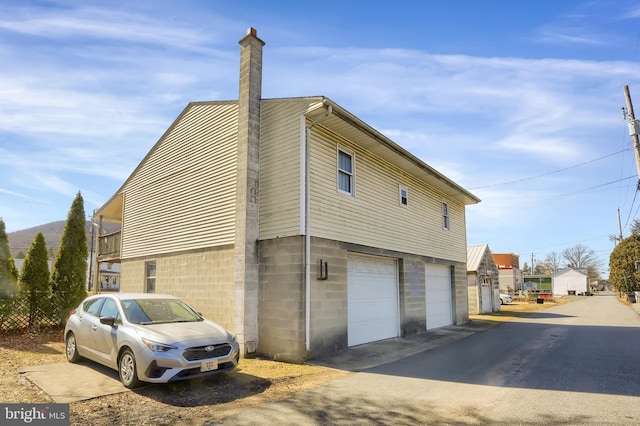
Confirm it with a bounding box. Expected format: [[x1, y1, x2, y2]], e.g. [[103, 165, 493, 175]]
[[119, 349, 141, 389], [65, 332, 81, 363]]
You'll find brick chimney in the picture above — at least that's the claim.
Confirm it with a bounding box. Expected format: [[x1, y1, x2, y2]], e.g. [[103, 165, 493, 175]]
[[234, 27, 264, 356]]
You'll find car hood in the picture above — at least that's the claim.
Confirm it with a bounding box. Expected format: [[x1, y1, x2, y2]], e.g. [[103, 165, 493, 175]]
[[132, 320, 231, 346]]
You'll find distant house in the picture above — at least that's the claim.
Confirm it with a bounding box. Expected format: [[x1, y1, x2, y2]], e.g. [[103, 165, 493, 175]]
[[467, 244, 500, 314], [93, 28, 480, 362], [99, 263, 120, 292], [553, 268, 589, 295], [492, 252, 523, 294]]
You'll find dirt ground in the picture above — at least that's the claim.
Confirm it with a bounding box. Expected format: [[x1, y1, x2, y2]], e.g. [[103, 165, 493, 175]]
[[0, 297, 575, 425], [469, 296, 572, 324], [0, 329, 348, 425]]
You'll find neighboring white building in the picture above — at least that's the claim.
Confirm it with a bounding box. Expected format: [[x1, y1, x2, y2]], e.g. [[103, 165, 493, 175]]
[[552, 268, 589, 295]]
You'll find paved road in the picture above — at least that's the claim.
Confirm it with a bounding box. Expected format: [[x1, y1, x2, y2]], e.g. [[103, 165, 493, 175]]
[[215, 294, 640, 425]]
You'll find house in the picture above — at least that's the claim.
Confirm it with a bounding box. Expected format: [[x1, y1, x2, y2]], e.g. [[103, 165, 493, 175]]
[[552, 268, 589, 295], [492, 252, 523, 294], [467, 244, 500, 314], [93, 28, 480, 362], [99, 262, 121, 292]]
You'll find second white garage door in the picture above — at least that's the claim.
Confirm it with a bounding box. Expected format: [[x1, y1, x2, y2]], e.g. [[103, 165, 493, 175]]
[[425, 264, 453, 330], [347, 254, 399, 347]]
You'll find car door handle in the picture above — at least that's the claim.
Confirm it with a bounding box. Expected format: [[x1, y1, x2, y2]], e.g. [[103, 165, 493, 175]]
[[92, 325, 97, 331]]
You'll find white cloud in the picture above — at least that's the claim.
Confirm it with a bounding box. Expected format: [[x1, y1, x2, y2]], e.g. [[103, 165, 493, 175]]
[[0, 6, 212, 50]]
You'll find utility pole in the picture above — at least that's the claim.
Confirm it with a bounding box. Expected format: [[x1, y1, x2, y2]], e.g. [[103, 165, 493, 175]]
[[618, 208, 623, 242], [623, 85, 640, 189], [531, 253, 535, 274]]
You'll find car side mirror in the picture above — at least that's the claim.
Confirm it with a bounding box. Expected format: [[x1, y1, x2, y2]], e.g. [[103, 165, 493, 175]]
[[100, 316, 116, 327]]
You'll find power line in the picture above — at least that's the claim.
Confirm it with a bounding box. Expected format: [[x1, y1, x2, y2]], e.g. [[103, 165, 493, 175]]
[[469, 149, 630, 190], [526, 175, 636, 204], [625, 189, 640, 232]]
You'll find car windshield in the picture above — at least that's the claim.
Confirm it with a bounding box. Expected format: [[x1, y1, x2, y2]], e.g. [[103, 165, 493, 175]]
[[121, 298, 203, 324]]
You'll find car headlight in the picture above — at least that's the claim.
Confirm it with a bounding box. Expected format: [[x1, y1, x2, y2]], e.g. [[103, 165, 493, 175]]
[[142, 338, 177, 352]]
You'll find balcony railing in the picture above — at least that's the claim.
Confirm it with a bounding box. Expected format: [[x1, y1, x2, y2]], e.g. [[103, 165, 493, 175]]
[[98, 230, 121, 262]]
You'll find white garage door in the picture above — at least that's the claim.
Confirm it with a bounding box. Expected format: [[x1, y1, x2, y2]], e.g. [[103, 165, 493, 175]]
[[425, 264, 453, 329], [348, 254, 399, 346]]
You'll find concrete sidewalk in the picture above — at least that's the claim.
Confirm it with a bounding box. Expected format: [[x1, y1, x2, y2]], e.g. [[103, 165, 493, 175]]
[[19, 360, 128, 403], [310, 320, 495, 371]]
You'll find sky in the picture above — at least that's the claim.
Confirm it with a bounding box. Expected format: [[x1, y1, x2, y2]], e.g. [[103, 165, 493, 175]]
[[1, 0, 640, 276]]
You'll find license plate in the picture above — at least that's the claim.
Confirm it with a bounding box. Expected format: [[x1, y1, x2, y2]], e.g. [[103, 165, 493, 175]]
[[201, 360, 218, 372]]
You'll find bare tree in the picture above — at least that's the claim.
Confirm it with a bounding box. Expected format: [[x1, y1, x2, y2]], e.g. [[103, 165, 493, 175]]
[[562, 244, 602, 282], [544, 251, 562, 274], [562, 244, 596, 269]]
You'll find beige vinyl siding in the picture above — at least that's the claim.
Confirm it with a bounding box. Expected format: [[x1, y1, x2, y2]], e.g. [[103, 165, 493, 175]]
[[310, 126, 467, 262], [121, 102, 239, 259], [259, 99, 324, 239]]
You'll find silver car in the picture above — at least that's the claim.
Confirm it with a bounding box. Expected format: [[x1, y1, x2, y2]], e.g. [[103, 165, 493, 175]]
[[64, 293, 240, 388]]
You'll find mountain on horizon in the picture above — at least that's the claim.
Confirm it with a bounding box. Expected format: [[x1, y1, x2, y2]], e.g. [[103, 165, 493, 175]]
[[7, 220, 101, 259]]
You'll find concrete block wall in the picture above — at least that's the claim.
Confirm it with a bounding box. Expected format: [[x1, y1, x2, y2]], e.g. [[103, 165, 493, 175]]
[[399, 256, 427, 335], [308, 237, 349, 359], [452, 262, 469, 325], [467, 274, 480, 315], [258, 236, 306, 362], [119, 246, 235, 332], [258, 235, 470, 361]]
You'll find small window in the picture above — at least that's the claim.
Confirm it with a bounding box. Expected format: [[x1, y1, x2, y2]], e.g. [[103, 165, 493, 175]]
[[399, 185, 408, 207], [337, 147, 355, 196], [442, 202, 450, 230], [145, 261, 156, 293]]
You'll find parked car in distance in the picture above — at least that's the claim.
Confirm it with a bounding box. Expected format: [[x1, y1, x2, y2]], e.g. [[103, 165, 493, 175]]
[[500, 293, 512, 305], [64, 293, 240, 388]]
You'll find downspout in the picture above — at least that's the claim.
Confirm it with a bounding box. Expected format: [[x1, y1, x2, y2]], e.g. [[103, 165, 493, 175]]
[[304, 103, 333, 352]]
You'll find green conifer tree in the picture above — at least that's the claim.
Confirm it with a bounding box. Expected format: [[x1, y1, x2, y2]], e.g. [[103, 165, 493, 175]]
[[51, 192, 88, 321], [19, 232, 51, 326], [0, 218, 18, 297], [609, 229, 640, 293]]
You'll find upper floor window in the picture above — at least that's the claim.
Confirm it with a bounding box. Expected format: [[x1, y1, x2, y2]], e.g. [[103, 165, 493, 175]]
[[337, 146, 355, 196], [399, 185, 408, 207], [442, 202, 450, 230]]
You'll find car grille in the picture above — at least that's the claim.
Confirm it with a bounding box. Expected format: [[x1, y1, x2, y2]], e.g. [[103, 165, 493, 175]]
[[182, 343, 232, 361]]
